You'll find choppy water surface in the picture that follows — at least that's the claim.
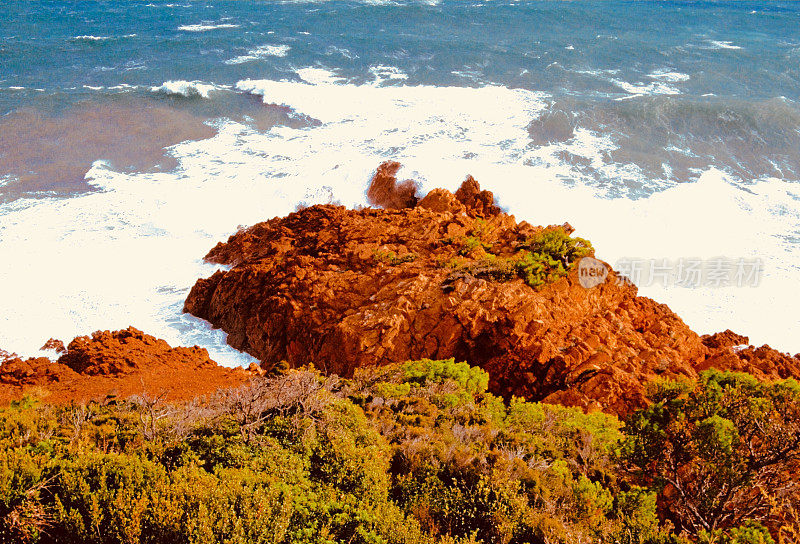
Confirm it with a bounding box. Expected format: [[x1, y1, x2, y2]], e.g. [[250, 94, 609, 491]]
[[1, 0, 799, 362]]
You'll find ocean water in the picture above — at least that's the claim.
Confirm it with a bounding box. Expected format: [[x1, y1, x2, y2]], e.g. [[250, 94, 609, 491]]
[[1, 0, 799, 364]]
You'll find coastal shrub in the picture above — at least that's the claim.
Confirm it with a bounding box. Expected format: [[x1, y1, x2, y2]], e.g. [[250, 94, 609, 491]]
[[520, 227, 593, 270], [3, 363, 789, 544], [458, 236, 492, 256], [620, 370, 800, 537], [513, 227, 593, 288], [353, 361, 652, 544], [402, 358, 489, 394], [698, 521, 775, 544], [0, 447, 51, 544], [49, 452, 167, 544], [611, 486, 666, 544], [444, 219, 495, 258], [442, 226, 594, 290]]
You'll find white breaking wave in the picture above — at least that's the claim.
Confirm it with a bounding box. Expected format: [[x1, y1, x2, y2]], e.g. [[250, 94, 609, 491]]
[[573, 68, 621, 77], [178, 23, 239, 32], [73, 34, 137, 41], [1, 77, 799, 366], [74, 35, 112, 41], [224, 44, 291, 65], [571, 68, 682, 96], [294, 67, 345, 85], [369, 65, 409, 84], [108, 83, 141, 92], [611, 78, 681, 96], [150, 80, 226, 98], [326, 45, 357, 59], [647, 70, 690, 82], [279, 0, 440, 4], [707, 39, 743, 50]]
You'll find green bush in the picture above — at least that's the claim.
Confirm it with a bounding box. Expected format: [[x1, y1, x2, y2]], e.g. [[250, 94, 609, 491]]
[[620, 370, 800, 537], [402, 359, 489, 395], [442, 226, 594, 290], [1, 363, 792, 544], [514, 227, 593, 288]]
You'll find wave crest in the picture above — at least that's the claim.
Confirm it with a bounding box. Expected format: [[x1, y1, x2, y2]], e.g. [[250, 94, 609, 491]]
[[150, 80, 225, 99], [178, 23, 239, 32]]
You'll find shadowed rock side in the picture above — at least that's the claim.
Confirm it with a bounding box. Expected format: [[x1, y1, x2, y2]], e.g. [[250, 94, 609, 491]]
[[0, 327, 254, 404], [185, 163, 800, 415]]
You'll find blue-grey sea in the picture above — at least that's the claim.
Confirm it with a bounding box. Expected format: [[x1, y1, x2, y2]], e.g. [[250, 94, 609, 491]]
[[1, 0, 799, 362]]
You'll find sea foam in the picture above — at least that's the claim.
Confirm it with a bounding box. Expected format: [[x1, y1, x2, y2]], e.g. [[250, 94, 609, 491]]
[[647, 70, 690, 82], [178, 23, 239, 32], [1, 77, 799, 365], [707, 40, 743, 50]]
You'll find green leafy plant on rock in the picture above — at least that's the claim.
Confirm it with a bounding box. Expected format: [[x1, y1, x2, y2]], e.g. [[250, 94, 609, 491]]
[[443, 226, 594, 290], [515, 227, 593, 285]]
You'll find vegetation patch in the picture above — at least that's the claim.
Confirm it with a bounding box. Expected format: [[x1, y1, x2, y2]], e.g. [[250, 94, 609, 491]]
[[443, 226, 594, 289], [373, 248, 418, 266], [0, 363, 797, 543]]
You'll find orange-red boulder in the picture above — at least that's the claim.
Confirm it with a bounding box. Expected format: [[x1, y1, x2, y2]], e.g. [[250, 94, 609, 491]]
[[59, 327, 216, 375], [698, 329, 800, 381], [0, 356, 77, 387]]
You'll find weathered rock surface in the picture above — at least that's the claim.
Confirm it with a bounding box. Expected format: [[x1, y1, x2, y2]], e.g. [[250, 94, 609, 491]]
[[0, 356, 77, 388], [185, 163, 799, 415], [0, 327, 253, 404], [698, 329, 800, 382], [59, 327, 216, 376]]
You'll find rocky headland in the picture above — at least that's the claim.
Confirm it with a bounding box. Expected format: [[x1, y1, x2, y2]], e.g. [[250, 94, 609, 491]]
[[182, 161, 800, 416], [2, 162, 798, 414], [2, 162, 799, 542]]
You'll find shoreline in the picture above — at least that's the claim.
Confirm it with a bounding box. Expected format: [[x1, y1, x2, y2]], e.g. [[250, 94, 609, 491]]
[[3, 163, 798, 415]]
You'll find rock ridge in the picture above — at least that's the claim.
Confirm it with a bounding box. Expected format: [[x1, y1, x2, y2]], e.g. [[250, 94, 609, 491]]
[[0, 327, 254, 404]]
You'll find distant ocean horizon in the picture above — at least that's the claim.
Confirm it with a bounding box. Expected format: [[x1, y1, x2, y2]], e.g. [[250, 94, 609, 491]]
[[2, 0, 799, 363]]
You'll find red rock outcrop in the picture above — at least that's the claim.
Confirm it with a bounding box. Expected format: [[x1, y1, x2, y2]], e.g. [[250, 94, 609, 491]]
[[0, 327, 253, 404], [40, 338, 66, 353], [0, 357, 78, 388], [697, 329, 800, 381], [59, 327, 217, 376], [186, 163, 791, 416]]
